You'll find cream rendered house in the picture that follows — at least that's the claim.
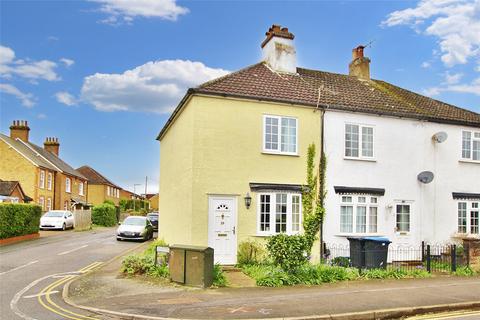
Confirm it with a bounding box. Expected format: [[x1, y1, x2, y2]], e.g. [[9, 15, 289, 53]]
[[158, 25, 480, 264]]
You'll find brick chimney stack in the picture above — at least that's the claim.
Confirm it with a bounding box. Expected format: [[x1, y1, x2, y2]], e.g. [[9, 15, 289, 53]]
[[261, 24, 297, 74], [349, 45, 371, 80], [9, 120, 30, 142], [44, 137, 60, 156]]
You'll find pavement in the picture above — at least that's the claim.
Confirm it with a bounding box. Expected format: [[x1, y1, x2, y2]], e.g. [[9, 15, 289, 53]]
[[0, 227, 151, 320], [64, 254, 480, 320]]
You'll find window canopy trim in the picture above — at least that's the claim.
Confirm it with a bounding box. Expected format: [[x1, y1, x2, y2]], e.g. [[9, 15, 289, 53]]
[[250, 182, 306, 193], [334, 186, 385, 196], [452, 192, 480, 200]]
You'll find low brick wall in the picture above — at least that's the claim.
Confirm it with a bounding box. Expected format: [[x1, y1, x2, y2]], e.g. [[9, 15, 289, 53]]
[[463, 239, 480, 272], [0, 232, 40, 246]]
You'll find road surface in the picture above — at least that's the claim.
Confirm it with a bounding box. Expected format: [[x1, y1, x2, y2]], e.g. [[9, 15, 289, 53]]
[[0, 228, 144, 320]]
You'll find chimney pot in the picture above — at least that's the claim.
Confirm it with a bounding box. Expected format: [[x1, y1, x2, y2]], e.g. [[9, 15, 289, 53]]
[[44, 136, 60, 156]]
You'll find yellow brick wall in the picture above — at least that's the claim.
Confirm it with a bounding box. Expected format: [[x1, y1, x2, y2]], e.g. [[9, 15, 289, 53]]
[[55, 173, 88, 210], [148, 194, 159, 211], [87, 184, 120, 206], [0, 140, 38, 202], [36, 168, 55, 211]]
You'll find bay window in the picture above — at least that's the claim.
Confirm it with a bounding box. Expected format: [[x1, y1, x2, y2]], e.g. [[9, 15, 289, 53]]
[[257, 193, 301, 235], [458, 201, 479, 234], [263, 115, 297, 155], [340, 195, 378, 234]]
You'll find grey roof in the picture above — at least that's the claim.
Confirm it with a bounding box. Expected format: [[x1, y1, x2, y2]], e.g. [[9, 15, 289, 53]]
[[0, 133, 86, 180]]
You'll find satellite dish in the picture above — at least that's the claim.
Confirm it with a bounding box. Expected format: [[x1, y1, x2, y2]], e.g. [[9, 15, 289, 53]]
[[417, 171, 434, 184], [432, 132, 448, 143]]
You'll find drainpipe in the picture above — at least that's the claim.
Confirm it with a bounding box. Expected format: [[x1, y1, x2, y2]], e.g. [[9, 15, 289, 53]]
[[319, 109, 325, 261]]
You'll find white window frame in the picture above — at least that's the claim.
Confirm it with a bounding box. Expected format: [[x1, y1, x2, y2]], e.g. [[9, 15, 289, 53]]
[[344, 123, 375, 160], [339, 195, 379, 235], [107, 186, 111, 196], [46, 197, 52, 211], [256, 192, 302, 236], [263, 115, 298, 156], [461, 130, 480, 162], [39, 170, 45, 189], [47, 172, 52, 190], [65, 177, 71, 193], [457, 201, 479, 235], [79, 182, 84, 196]]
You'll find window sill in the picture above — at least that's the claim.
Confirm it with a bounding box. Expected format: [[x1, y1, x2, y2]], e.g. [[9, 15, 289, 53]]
[[343, 157, 376, 162], [262, 151, 299, 157], [459, 159, 480, 164], [255, 232, 301, 237], [335, 233, 385, 237]]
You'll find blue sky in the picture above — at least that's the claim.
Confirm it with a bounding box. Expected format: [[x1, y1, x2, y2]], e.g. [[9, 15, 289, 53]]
[[1, 0, 479, 193]]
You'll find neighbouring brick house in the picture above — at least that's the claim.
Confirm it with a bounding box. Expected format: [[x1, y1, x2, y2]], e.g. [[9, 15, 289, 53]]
[[145, 193, 159, 211], [76, 165, 122, 206], [0, 120, 88, 211], [0, 180, 32, 203]]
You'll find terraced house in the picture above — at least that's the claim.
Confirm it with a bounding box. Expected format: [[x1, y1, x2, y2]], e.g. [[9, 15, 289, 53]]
[[76, 165, 122, 206], [0, 120, 88, 211], [158, 25, 480, 264]]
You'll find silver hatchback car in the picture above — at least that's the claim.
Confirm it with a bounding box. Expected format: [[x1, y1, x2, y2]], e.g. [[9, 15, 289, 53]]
[[116, 216, 154, 241]]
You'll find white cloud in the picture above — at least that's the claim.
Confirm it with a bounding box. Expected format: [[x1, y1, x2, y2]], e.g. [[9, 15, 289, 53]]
[[81, 59, 229, 113], [424, 77, 480, 96], [92, 0, 189, 25], [37, 113, 47, 119], [383, 0, 480, 67], [0, 83, 35, 107], [55, 91, 77, 106], [60, 58, 75, 67], [0, 45, 60, 81], [421, 61, 431, 68], [444, 71, 463, 84]]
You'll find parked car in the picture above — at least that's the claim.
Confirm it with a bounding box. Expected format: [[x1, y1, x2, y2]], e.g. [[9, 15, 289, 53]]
[[146, 212, 159, 231], [116, 216, 154, 241], [40, 210, 74, 230]]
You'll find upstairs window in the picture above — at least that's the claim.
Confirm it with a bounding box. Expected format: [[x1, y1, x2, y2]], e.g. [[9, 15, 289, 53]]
[[65, 177, 71, 193], [39, 170, 45, 189], [264, 115, 297, 155], [345, 124, 374, 159], [79, 182, 84, 196], [47, 172, 53, 190], [462, 130, 480, 161]]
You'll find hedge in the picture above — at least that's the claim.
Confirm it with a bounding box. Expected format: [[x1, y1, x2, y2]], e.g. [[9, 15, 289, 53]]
[[0, 203, 42, 239], [92, 203, 117, 226]]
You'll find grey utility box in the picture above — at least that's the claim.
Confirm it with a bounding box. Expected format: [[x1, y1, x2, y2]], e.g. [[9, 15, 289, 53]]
[[169, 245, 214, 288]]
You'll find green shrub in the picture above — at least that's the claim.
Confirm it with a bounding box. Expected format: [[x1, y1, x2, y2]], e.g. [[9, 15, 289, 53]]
[[454, 266, 476, 276], [103, 199, 115, 206], [266, 234, 310, 272], [213, 264, 228, 287], [121, 252, 169, 278], [331, 256, 350, 268], [0, 203, 42, 239], [92, 203, 117, 226], [361, 268, 430, 279], [237, 240, 266, 266]]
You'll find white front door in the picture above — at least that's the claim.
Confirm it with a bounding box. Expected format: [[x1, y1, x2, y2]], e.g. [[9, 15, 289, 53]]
[[208, 196, 237, 265]]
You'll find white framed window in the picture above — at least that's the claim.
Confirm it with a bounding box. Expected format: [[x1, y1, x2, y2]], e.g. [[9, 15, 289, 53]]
[[257, 192, 302, 235], [46, 197, 52, 211], [64, 200, 69, 210], [107, 186, 111, 196], [462, 130, 480, 161], [65, 177, 71, 193], [340, 195, 378, 234], [39, 196, 45, 210], [458, 201, 479, 234], [39, 170, 45, 189], [263, 115, 298, 155], [345, 124, 374, 159], [47, 172, 52, 190], [396, 204, 411, 233], [79, 182, 84, 196]]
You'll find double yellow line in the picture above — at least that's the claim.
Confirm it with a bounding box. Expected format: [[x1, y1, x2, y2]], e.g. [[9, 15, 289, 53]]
[[37, 262, 103, 320]]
